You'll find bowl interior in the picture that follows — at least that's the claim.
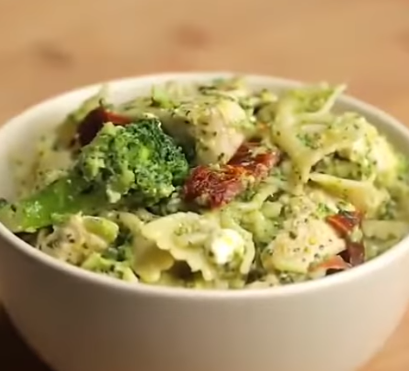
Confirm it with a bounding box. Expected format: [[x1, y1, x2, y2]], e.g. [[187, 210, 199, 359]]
[[0, 72, 409, 297]]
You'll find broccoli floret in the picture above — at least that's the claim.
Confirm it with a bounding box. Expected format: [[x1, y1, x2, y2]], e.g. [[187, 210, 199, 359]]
[[78, 118, 189, 203], [0, 118, 189, 233]]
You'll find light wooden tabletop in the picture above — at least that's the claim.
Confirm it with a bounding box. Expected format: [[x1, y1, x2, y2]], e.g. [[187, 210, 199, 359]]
[[1, 0, 409, 370]]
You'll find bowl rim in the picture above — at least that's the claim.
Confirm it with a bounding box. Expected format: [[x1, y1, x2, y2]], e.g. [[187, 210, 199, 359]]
[[1, 71, 409, 300]]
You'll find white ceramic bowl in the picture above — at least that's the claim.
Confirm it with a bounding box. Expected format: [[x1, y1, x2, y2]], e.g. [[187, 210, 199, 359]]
[[0, 73, 409, 371]]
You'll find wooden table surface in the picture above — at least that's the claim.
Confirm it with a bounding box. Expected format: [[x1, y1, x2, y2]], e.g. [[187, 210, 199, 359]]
[[1, 0, 409, 369]]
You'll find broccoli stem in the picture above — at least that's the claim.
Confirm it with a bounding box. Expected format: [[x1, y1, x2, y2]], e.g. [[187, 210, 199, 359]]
[[0, 175, 107, 233]]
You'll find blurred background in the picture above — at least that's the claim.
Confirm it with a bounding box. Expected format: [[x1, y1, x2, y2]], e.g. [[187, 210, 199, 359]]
[[1, 0, 409, 370], [1, 0, 409, 123]]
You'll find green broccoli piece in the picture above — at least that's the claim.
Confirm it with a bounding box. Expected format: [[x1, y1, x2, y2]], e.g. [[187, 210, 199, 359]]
[[78, 118, 189, 203], [0, 118, 189, 233], [0, 178, 107, 233]]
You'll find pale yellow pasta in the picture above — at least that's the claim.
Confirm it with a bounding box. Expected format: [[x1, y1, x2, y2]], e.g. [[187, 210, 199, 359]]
[[309, 172, 389, 216], [173, 96, 249, 164], [260, 194, 347, 274], [361, 220, 409, 241], [132, 236, 175, 284], [37, 215, 118, 265], [113, 212, 174, 283], [138, 212, 255, 284], [273, 89, 367, 184], [264, 218, 346, 274], [337, 121, 400, 186], [211, 213, 256, 276], [141, 212, 219, 281]]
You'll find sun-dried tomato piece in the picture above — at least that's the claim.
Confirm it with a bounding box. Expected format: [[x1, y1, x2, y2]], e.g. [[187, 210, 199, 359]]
[[229, 142, 278, 177], [106, 111, 132, 125], [309, 255, 351, 276], [316, 255, 350, 271], [183, 165, 247, 208], [183, 144, 280, 209], [340, 241, 365, 266], [326, 210, 365, 266], [77, 107, 131, 146], [326, 210, 362, 238]]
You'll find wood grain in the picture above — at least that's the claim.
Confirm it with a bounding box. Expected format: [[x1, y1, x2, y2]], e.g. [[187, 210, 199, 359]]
[[1, 0, 409, 369]]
